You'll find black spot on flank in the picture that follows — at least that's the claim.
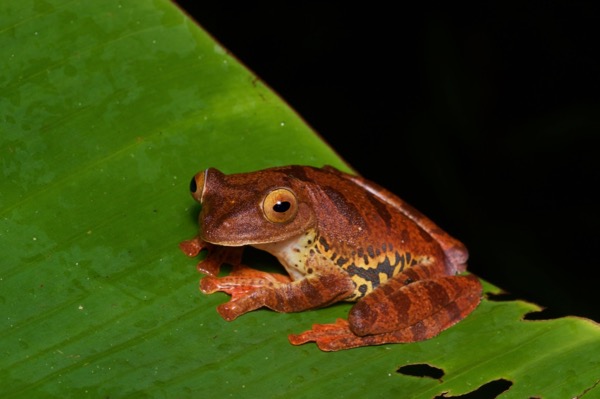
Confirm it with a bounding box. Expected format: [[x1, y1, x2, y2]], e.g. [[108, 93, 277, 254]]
[[307, 268, 313, 274], [396, 251, 405, 271], [367, 246, 375, 258], [319, 236, 330, 252], [336, 257, 348, 266], [358, 284, 368, 296]]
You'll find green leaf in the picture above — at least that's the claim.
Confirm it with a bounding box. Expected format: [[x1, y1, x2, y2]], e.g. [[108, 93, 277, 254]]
[[1, 1, 598, 398]]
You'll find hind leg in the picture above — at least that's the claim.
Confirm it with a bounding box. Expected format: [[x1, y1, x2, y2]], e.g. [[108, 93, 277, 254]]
[[289, 273, 482, 351]]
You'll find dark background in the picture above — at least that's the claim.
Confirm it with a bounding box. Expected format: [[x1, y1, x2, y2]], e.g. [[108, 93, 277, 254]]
[[174, 2, 599, 322]]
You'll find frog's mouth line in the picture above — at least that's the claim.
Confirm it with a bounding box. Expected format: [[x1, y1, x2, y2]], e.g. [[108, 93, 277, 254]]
[[199, 220, 313, 247], [200, 229, 311, 248], [200, 232, 306, 248]]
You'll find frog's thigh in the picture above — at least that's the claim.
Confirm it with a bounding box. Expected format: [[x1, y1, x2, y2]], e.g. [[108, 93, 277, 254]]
[[348, 274, 481, 339]]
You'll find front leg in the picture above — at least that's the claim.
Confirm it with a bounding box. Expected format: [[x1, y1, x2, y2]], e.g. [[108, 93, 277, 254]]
[[201, 267, 355, 321]]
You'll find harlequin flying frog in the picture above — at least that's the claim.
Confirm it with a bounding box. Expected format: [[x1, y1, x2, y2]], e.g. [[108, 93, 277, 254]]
[[180, 165, 482, 351]]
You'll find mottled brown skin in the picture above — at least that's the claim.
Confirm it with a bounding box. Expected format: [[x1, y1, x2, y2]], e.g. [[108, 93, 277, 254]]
[[180, 165, 482, 351]]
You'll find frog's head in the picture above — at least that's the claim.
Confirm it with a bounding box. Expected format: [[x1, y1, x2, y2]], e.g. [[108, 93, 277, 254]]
[[189, 167, 317, 246]]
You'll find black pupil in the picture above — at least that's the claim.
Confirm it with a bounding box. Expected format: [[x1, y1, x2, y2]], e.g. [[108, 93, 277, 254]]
[[189, 177, 197, 193], [273, 201, 290, 213]]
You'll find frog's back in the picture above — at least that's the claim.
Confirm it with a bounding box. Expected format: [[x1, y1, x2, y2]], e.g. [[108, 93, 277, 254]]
[[293, 166, 450, 300]]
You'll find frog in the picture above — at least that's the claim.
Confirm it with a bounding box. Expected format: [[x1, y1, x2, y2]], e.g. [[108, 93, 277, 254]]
[[179, 165, 482, 351]]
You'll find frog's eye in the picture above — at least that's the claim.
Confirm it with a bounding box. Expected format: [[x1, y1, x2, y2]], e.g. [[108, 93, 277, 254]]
[[189, 170, 206, 203], [263, 188, 298, 224]]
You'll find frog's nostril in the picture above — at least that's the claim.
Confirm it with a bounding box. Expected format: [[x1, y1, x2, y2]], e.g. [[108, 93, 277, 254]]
[[189, 176, 197, 193]]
